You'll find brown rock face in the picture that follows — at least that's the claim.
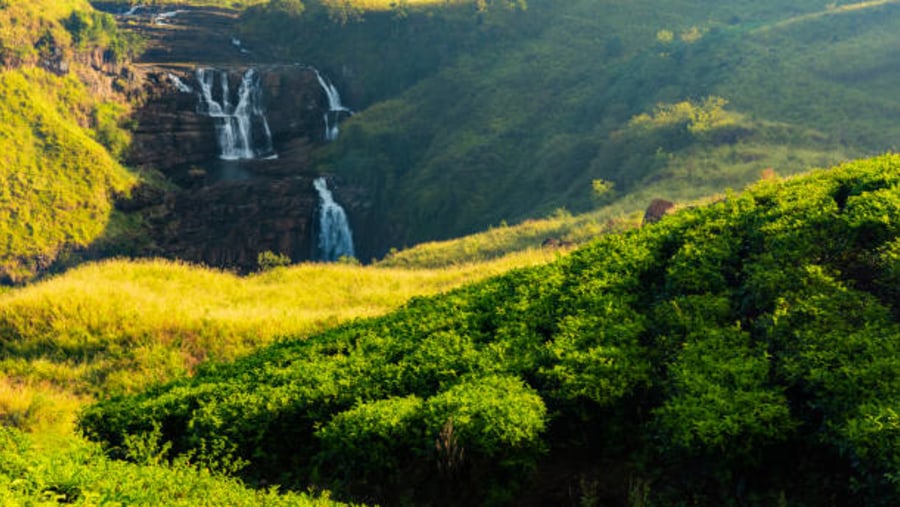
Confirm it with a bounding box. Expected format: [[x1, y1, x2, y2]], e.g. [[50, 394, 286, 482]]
[[152, 177, 319, 272], [128, 65, 325, 179], [125, 65, 369, 270], [642, 199, 675, 226], [129, 72, 219, 174]]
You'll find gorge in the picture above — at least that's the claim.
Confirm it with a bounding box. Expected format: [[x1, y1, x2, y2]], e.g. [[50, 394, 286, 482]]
[[129, 64, 364, 271], [113, 4, 366, 271]]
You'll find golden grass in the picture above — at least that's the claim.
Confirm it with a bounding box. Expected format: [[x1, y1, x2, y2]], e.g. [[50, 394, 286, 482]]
[[0, 377, 85, 435], [378, 212, 641, 269], [0, 250, 557, 404]]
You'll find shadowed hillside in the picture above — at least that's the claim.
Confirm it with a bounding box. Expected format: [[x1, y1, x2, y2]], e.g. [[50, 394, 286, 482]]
[[227, 0, 900, 258]]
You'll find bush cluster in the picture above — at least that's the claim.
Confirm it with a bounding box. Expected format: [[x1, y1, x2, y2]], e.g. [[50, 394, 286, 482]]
[[82, 155, 900, 505]]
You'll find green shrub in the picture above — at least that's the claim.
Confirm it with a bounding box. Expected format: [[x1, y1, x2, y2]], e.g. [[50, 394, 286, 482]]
[[80, 155, 900, 505], [257, 250, 292, 271]]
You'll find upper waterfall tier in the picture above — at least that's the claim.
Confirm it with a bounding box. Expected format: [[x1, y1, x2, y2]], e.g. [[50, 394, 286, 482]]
[[196, 68, 277, 160]]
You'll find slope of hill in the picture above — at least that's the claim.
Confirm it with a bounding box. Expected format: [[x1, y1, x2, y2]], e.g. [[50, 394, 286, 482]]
[[232, 0, 900, 258], [82, 154, 900, 506], [0, 0, 143, 283], [0, 249, 555, 433]]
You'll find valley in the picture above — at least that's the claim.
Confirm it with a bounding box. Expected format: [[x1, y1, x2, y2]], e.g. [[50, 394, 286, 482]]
[[0, 0, 899, 505]]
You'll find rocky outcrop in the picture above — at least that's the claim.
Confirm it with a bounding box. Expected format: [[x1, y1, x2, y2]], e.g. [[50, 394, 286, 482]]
[[642, 198, 675, 226], [128, 71, 219, 176], [128, 65, 326, 179], [148, 177, 320, 272], [124, 63, 373, 268]]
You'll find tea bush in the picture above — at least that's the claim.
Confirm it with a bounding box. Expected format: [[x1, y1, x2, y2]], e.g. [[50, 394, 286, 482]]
[[81, 155, 900, 504]]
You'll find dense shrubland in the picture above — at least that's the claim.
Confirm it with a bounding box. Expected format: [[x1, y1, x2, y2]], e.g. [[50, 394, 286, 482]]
[[82, 155, 900, 505]]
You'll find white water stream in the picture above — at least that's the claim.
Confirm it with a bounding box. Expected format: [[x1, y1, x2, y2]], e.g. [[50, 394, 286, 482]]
[[314, 70, 352, 141], [313, 177, 355, 261], [196, 68, 276, 160]]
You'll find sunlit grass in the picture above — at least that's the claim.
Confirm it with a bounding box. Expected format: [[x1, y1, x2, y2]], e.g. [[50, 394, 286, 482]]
[[0, 250, 556, 406]]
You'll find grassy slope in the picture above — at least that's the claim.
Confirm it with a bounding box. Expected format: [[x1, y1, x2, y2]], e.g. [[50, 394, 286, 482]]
[[0, 1, 139, 283], [243, 0, 900, 255], [0, 248, 557, 505], [80, 155, 900, 505], [0, 249, 555, 430]]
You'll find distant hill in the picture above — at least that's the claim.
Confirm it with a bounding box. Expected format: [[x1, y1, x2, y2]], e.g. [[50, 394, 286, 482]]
[[237, 0, 900, 256], [82, 154, 900, 506]]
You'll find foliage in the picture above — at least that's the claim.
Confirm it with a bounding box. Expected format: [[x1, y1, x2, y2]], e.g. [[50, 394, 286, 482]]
[[257, 250, 292, 271], [231, 0, 900, 257], [0, 250, 554, 418], [63, 10, 142, 62], [0, 427, 348, 506], [81, 156, 900, 505], [0, 68, 136, 283]]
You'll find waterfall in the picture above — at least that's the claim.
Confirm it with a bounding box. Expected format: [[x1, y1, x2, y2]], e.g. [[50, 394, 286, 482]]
[[196, 68, 276, 160], [314, 70, 352, 141], [168, 73, 193, 93], [313, 177, 355, 261], [231, 37, 251, 54]]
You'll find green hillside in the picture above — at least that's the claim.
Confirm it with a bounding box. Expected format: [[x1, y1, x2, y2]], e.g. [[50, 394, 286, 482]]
[[234, 0, 900, 256], [82, 155, 900, 506], [0, 2, 898, 505], [0, 0, 142, 283], [0, 250, 552, 418]]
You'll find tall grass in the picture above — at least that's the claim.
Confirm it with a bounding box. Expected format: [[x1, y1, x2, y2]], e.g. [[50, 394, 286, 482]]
[[0, 251, 556, 419]]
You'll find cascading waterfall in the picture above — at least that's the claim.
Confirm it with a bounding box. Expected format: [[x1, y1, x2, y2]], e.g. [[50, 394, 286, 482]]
[[196, 68, 276, 160], [313, 177, 355, 261], [314, 70, 352, 141]]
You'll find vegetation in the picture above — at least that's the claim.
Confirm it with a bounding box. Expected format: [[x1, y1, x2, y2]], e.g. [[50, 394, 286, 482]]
[[1, 2, 899, 505], [376, 208, 640, 268], [0, 68, 137, 283], [233, 0, 900, 257], [82, 155, 900, 505], [0, 0, 145, 283], [0, 250, 555, 431], [63, 9, 144, 62], [0, 428, 348, 506]]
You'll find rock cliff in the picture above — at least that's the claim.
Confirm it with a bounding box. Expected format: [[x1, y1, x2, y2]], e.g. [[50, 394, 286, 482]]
[[152, 176, 319, 272], [125, 63, 356, 270]]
